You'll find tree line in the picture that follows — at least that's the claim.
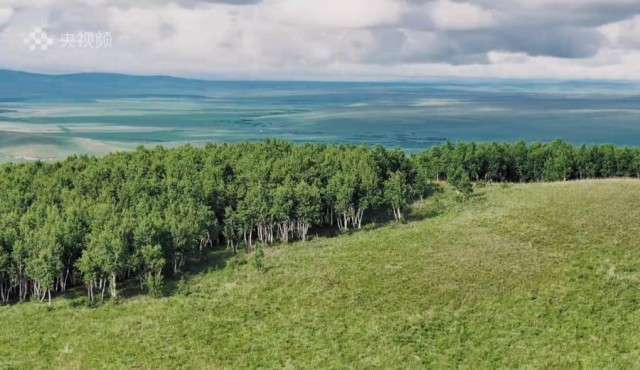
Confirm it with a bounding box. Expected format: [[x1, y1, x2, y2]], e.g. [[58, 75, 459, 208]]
[[417, 139, 640, 183], [0, 139, 638, 304]]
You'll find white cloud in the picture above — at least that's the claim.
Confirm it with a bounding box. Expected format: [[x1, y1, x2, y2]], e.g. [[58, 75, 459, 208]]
[[600, 15, 640, 49], [266, 0, 403, 29], [0, 0, 640, 80], [426, 1, 496, 31], [0, 7, 13, 26], [517, 0, 638, 8]]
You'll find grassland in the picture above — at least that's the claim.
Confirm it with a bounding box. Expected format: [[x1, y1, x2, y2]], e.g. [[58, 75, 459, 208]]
[[1, 179, 640, 368]]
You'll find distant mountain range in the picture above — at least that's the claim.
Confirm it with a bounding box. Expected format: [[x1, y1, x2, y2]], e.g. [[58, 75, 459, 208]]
[[1, 69, 638, 102], [0, 69, 219, 101]]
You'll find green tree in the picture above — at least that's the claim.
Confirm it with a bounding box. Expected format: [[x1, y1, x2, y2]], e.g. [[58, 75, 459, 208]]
[[138, 244, 165, 297], [448, 166, 473, 198], [543, 140, 574, 181], [78, 204, 131, 301], [294, 181, 322, 241], [384, 171, 410, 220]]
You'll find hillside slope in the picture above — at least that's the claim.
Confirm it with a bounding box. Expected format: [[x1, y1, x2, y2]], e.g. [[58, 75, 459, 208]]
[[1, 180, 639, 368]]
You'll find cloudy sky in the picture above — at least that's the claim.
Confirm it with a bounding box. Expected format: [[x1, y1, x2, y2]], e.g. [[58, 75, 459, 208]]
[[1, 0, 640, 80]]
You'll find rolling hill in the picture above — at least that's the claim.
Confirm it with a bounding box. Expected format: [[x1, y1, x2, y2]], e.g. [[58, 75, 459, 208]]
[[1, 180, 639, 368]]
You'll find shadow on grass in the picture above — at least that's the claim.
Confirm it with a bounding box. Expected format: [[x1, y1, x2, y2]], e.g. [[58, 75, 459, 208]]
[[307, 184, 447, 238], [21, 248, 238, 306], [306, 202, 444, 241], [3, 184, 458, 307], [164, 248, 234, 297]]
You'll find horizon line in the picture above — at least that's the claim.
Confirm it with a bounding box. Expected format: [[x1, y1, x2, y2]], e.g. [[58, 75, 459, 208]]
[[2, 68, 639, 85]]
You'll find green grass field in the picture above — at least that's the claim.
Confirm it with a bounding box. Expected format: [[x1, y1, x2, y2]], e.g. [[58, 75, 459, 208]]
[[2, 180, 640, 368]]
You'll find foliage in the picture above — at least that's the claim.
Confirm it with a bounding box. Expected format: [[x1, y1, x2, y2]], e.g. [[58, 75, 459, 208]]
[[447, 166, 473, 198], [253, 248, 265, 271], [145, 274, 164, 298], [139, 244, 165, 297], [383, 171, 410, 220], [0, 139, 639, 304], [415, 139, 640, 182]]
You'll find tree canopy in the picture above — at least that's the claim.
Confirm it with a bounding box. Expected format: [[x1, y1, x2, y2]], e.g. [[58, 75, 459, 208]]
[[0, 139, 638, 304]]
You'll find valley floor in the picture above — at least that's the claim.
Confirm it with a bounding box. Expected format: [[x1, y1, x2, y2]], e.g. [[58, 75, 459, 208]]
[[1, 179, 640, 368]]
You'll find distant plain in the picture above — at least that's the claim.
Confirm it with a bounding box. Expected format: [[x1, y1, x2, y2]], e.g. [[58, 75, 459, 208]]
[[1, 71, 640, 161]]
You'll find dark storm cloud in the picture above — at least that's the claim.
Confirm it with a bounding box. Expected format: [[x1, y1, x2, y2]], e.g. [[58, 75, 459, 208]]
[[387, 0, 633, 63], [442, 26, 603, 60], [498, 26, 604, 59]]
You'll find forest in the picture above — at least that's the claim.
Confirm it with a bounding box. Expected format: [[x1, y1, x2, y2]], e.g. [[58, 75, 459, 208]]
[[1, 139, 639, 305]]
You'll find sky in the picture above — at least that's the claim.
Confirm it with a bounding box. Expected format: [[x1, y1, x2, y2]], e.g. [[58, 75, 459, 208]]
[[1, 0, 640, 80]]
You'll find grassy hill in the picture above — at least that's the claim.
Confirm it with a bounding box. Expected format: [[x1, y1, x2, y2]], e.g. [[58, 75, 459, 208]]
[[1, 180, 640, 368]]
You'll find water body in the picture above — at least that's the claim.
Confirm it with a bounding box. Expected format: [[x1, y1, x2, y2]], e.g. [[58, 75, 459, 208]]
[[1, 70, 639, 161]]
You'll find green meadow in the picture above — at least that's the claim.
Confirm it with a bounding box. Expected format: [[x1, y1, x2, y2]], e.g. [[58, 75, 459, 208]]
[[1, 179, 639, 368]]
